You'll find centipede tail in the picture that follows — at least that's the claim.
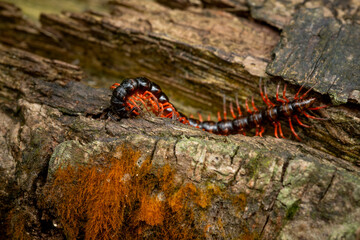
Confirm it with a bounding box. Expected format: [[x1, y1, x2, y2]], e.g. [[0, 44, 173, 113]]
[[110, 77, 326, 141]]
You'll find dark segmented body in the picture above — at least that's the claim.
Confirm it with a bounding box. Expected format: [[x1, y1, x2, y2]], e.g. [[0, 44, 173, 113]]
[[111, 77, 172, 118], [185, 98, 315, 135]]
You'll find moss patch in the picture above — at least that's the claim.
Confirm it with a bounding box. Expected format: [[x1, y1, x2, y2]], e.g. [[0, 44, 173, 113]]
[[285, 200, 301, 220]]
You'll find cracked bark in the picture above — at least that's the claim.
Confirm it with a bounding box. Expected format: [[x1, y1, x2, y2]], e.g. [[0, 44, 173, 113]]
[[0, 0, 360, 239]]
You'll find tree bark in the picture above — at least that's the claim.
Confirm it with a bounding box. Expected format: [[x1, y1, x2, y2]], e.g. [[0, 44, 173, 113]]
[[0, 0, 359, 239]]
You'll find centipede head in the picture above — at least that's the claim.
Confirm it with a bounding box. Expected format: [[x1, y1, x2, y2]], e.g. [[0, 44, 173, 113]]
[[303, 97, 316, 108]]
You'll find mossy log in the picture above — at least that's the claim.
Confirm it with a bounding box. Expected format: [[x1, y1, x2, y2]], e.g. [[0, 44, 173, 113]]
[[1, 44, 360, 239], [0, 0, 360, 239]]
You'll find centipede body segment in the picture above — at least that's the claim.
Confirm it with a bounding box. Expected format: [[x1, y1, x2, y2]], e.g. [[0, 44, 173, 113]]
[[109, 77, 327, 141]]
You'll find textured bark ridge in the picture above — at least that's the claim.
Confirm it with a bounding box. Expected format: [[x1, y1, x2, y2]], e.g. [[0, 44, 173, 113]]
[[267, 8, 360, 105], [0, 0, 360, 239]]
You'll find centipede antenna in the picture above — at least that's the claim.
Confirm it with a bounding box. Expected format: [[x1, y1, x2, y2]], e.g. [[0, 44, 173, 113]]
[[251, 96, 259, 112], [235, 93, 242, 116], [294, 115, 310, 128], [245, 98, 252, 114], [300, 82, 319, 100], [303, 111, 328, 120], [289, 117, 301, 141], [308, 105, 329, 111], [294, 81, 307, 100]]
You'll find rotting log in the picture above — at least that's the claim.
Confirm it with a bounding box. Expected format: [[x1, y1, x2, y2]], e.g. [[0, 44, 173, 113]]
[[0, 0, 359, 163], [0, 0, 360, 238], [1, 44, 360, 239]]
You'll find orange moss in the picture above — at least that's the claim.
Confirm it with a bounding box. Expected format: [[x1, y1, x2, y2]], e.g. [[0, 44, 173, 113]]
[[44, 145, 260, 240], [240, 228, 260, 240], [138, 195, 165, 226], [217, 217, 226, 238], [233, 192, 247, 212], [6, 209, 31, 240], [45, 145, 206, 240]]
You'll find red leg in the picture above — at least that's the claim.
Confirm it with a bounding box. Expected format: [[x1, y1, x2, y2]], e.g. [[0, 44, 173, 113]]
[[161, 102, 178, 119], [259, 78, 271, 107], [229, 102, 236, 119], [272, 122, 279, 138], [294, 115, 310, 128], [282, 84, 290, 103], [251, 96, 259, 112], [277, 122, 286, 139], [264, 85, 275, 107], [259, 126, 265, 137], [245, 99, 252, 114], [128, 97, 142, 112], [198, 113, 203, 122], [132, 94, 149, 112], [110, 83, 121, 89], [181, 117, 189, 125], [190, 114, 194, 118], [143, 96, 159, 114], [208, 114, 211, 121], [126, 102, 139, 115], [235, 94, 242, 116], [223, 94, 227, 120], [276, 84, 285, 104], [289, 117, 301, 141], [142, 91, 161, 115], [255, 126, 259, 136], [217, 111, 222, 121]]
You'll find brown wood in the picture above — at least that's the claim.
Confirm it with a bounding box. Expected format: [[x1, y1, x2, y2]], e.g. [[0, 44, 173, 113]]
[[0, 0, 360, 239]]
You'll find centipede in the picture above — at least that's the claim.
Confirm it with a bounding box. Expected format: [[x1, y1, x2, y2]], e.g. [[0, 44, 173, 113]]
[[109, 77, 327, 141]]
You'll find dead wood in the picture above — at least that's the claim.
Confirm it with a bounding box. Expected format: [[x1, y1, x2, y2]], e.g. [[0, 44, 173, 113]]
[[0, 0, 360, 239], [0, 43, 359, 239]]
